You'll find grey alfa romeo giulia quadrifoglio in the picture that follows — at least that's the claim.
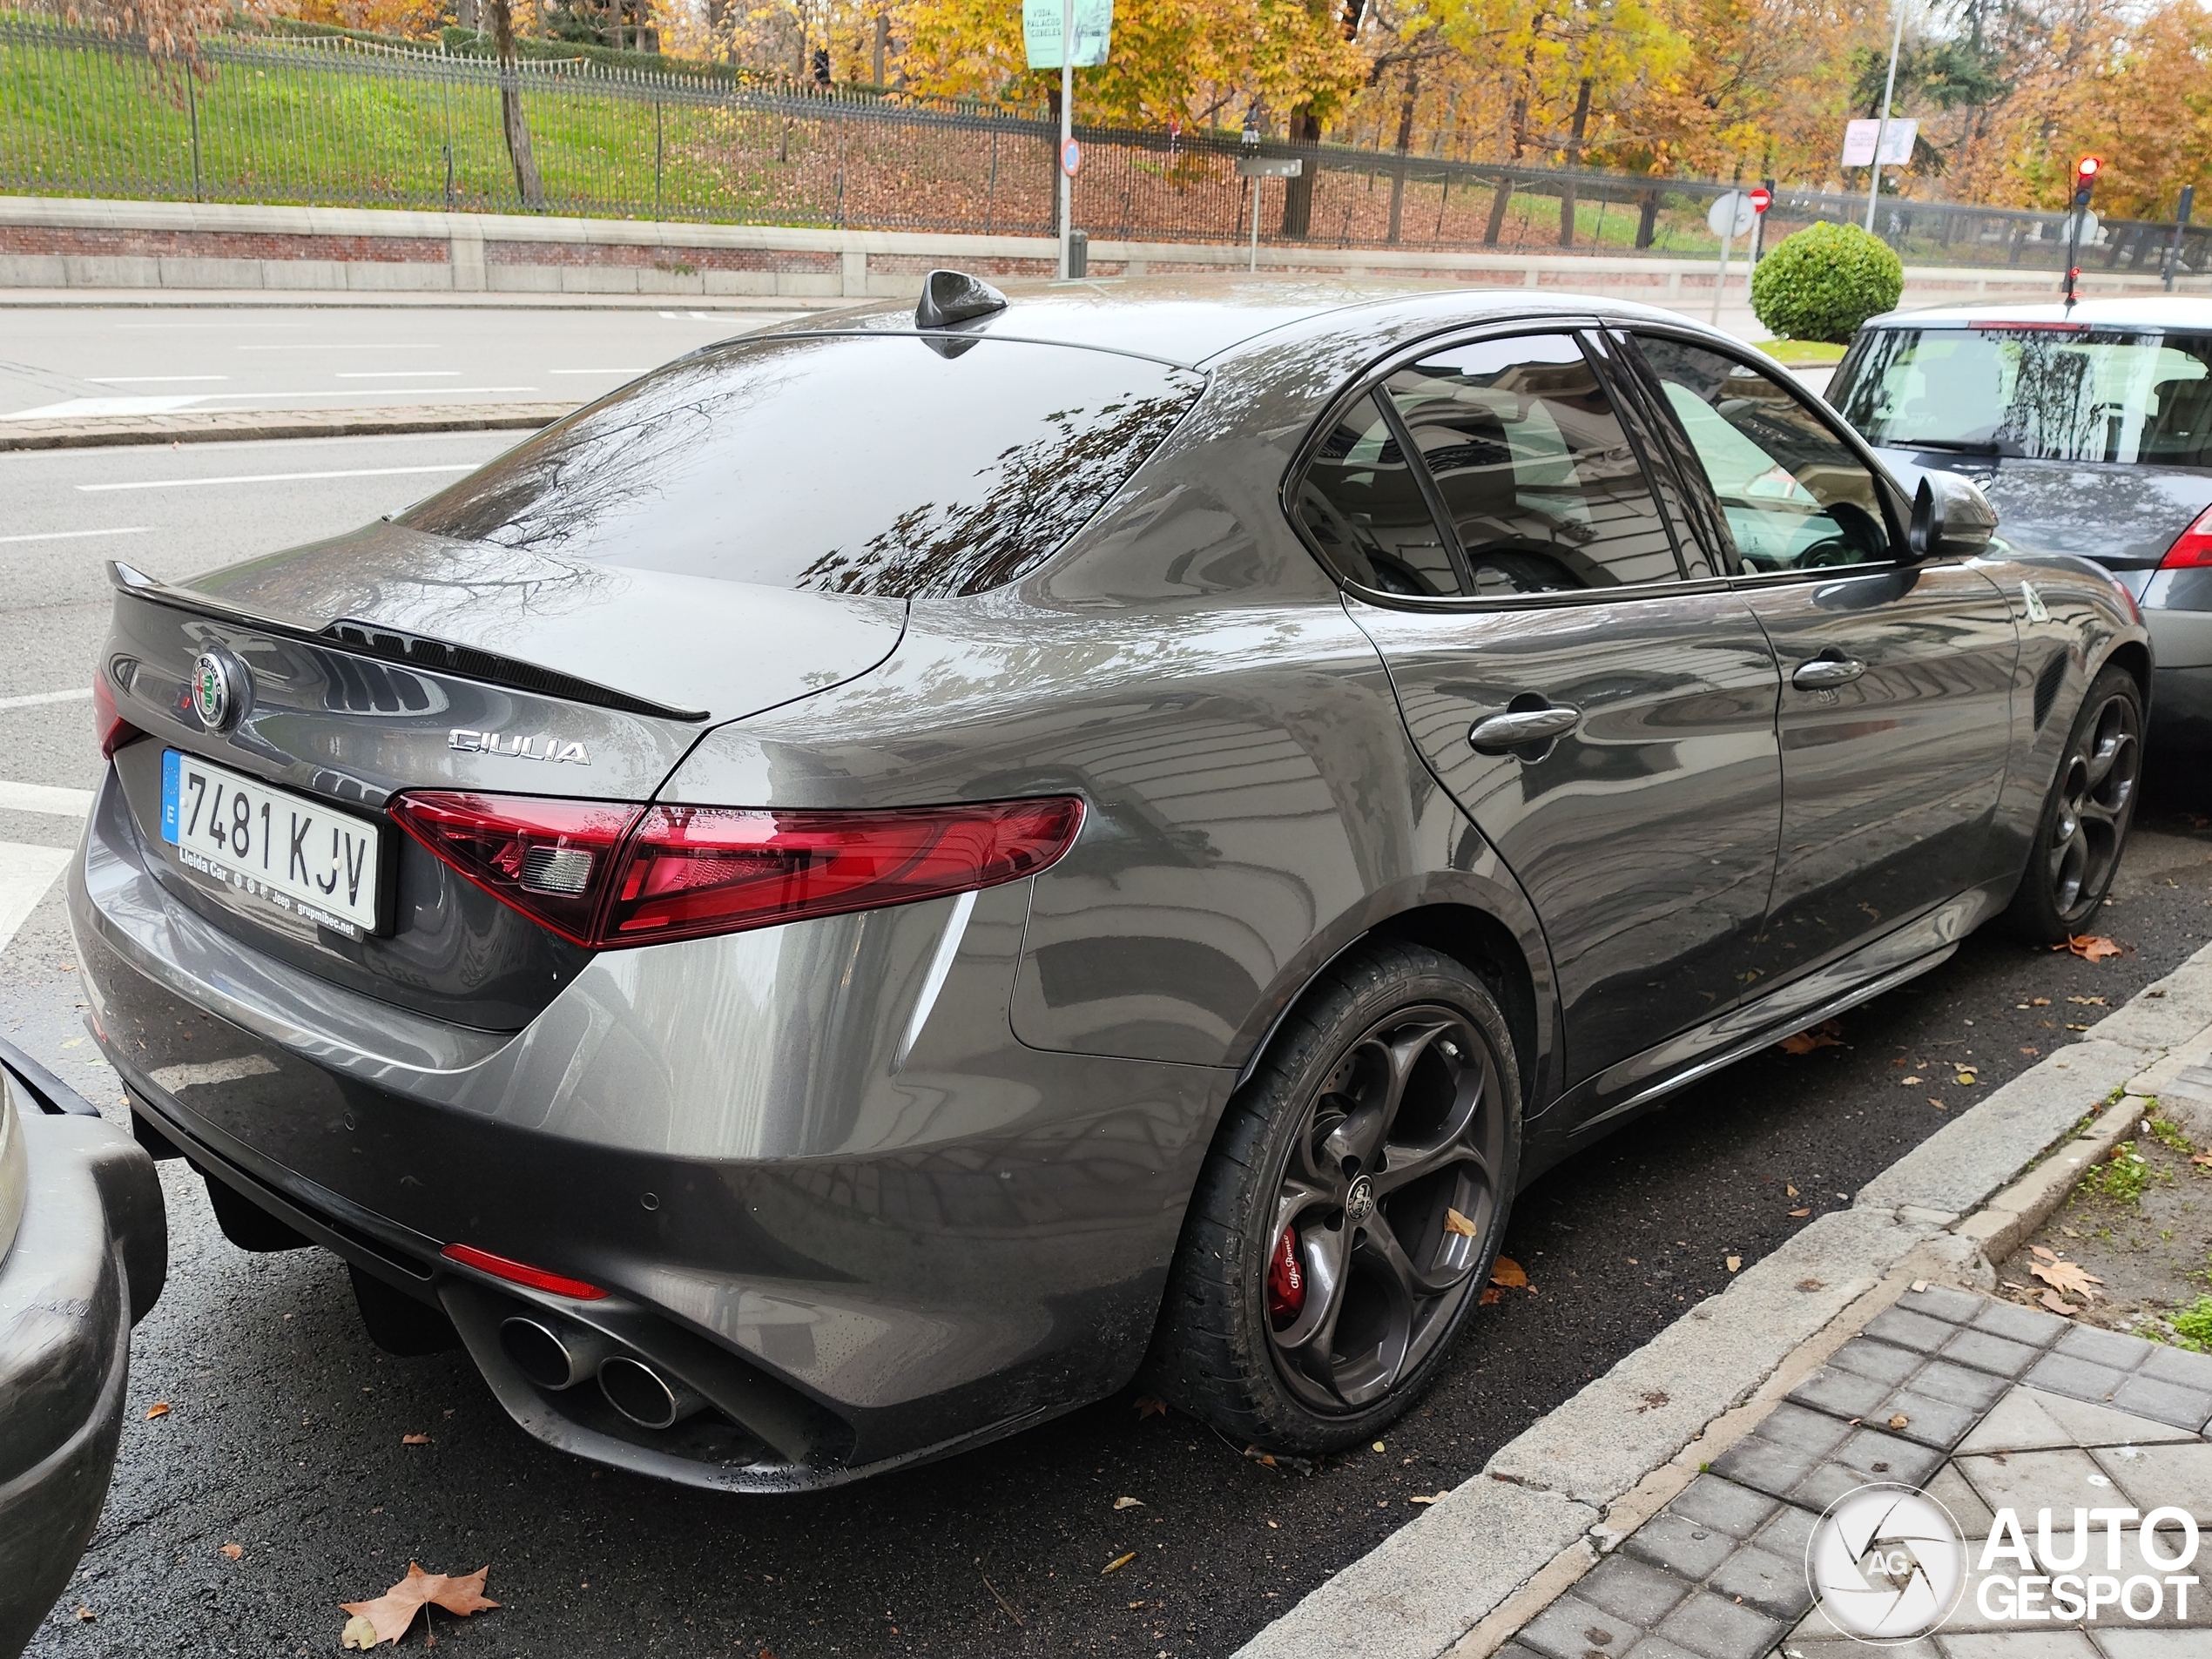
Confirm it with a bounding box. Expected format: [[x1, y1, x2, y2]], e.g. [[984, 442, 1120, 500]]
[[71, 274, 2147, 1492]]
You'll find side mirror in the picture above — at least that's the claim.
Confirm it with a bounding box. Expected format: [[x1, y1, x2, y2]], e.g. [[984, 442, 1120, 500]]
[[1909, 469, 1998, 561]]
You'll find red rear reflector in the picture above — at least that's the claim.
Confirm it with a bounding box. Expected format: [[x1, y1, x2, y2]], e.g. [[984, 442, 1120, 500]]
[[392, 792, 1084, 949], [93, 670, 139, 759], [2162, 505, 2212, 570], [441, 1242, 607, 1300]]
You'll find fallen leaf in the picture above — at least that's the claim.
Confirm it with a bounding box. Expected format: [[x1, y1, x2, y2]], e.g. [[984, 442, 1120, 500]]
[[144, 1402, 170, 1420], [1133, 1396, 1167, 1420], [1726, 1256, 1742, 1272], [1480, 1287, 1501, 1304], [219, 1542, 244, 1561], [1407, 1490, 1451, 1505], [1797, 1278, 1825, 1291], [1901, 1076, 1925, 1085], [401, 1433, 431, 1446], [1785, 1185, 1798, 1197], [1101, 1553, 1136, 1575], [1113, 1496, 1143, 1510], [1779, 1019, 1845, 1055], [1930, 1099, 1946, 1110], [2190, 1151, 2212, 1169], [2040, 1290, 2078, 1317], [1443, 1207, 1480, 1238], [2031, 1244, 2057, 1260], [2029, 1257, 2104, 1301], [2067, 995, 2108, 1007], [1789, 1208, 1811, 1217], [74, 1608, 95, 1623], [1955, 1071, 1977, 1086], [2021, 1047, 2040, 1055], [1888, 1413, 1910, 1430], [2061, 934, 2122, 962], [2067, 1022, 2091, 1031], [1489, 1258, 1529, 1290], [339, 1562, 499, 1647], [2031, 997, 2051, 1006]]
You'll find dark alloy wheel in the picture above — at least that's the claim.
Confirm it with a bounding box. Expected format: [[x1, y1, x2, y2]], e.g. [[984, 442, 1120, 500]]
[[2007, 664, 2144, 943], [1147, 942, 1521, 1453]]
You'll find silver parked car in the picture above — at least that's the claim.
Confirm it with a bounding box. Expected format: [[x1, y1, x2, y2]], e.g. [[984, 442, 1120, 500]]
[[73, 277, 2143, 1491], [1828, 297, 2212, 751]]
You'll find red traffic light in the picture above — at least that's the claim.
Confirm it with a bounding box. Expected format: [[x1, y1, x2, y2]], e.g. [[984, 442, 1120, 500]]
[[1749, 186, 1773, 214], [2076, 155, 2101, 181]]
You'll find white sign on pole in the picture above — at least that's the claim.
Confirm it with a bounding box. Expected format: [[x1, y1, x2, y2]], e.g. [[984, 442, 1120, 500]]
[[1706, 192, 1756, 239], [1842, 118, 1918, 168], [1024, 0, 1111, 68]]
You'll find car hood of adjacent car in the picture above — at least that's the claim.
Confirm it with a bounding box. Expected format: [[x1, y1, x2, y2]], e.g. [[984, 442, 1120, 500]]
[[1876, 444, 2212, 566], [178, 516, 909, 726]]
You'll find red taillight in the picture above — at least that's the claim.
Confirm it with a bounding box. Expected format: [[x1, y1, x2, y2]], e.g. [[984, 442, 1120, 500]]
[[441, 1243, 607, 1300], [93, 670, 139, 759], [388, 792, 640, 946], [391, 791, 1083, 949], [2161, 505, 2212, 569]]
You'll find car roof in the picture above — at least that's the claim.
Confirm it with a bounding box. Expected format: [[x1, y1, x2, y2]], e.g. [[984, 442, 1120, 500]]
[[740, 276, 1710, 370], [1861, 295, 2212, 332]]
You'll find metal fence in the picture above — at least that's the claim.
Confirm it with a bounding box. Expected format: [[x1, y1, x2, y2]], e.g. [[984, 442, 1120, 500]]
[[2, 17, 2204, 273]]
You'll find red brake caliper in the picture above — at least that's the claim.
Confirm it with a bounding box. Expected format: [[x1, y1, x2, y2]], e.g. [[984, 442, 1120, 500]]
[[1267, 1225, 1305, 1320]]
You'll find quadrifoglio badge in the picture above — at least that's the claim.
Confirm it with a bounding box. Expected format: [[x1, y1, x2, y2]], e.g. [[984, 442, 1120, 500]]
[[1805, 1482, 2204, 1642]]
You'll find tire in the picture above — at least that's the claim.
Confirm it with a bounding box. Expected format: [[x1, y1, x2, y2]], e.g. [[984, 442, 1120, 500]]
[[2006, 664, 2144, 944], [1147, 941, 1521, 1454]]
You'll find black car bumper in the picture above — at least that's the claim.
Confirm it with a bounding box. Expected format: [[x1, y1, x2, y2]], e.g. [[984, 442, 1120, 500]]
[[0, 1049, 165, 1658]]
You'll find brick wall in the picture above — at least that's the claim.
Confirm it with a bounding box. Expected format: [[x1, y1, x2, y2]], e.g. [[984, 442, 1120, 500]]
[[484, 241, 839, 273], [0, 225, 446, 263]]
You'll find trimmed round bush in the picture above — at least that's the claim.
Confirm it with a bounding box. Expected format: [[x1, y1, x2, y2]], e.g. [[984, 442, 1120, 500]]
[[1750, 221, 1905, 344]]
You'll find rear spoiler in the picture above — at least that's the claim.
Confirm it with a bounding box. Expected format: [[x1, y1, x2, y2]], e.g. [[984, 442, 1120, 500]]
[[108, 562, 710, 724]]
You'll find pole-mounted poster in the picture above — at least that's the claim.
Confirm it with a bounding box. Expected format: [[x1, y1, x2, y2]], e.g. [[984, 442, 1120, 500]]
[[1023, 0, 1113, 69]]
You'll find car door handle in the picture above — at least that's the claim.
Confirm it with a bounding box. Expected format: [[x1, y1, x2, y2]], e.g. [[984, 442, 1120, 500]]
[[1469, 705, 1581, 754], [1791, 653, 1866, 690]]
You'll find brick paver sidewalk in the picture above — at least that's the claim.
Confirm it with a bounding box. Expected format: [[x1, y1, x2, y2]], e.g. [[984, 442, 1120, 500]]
[[1500, 1285, 2212, 1659]]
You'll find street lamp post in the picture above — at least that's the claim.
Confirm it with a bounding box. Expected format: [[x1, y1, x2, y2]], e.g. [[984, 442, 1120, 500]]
[[1864, 4, 1905, 234]]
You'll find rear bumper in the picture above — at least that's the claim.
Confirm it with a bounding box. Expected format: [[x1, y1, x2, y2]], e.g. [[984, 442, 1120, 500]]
[[2149, 663, 2212, 754], [71, 765, 1230, 1492], [0, 1101, 165, 1656]]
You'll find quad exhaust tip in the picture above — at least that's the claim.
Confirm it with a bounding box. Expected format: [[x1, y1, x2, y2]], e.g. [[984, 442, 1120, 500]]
[[499, 1315, 610, 1392], [597, 1353, 707, 1430]]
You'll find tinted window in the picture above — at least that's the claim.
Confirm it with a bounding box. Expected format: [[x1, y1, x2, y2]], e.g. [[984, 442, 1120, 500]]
[[1291, 392, 1461, 596], [1831, 326, 2212, 465], [1637, 336, 1892, 572], [1384, 334, 1681, 595], [399, 334, 1204, 598]]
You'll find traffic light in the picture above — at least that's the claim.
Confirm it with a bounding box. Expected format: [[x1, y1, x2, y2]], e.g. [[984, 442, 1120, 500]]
[[2074, 156, 2101, 209]]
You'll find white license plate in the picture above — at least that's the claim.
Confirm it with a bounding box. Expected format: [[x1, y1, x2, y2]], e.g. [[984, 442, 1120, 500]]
[[160, 750, 383, 938]]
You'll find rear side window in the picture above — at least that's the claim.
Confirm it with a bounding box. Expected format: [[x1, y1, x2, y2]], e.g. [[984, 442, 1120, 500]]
[[399, 334, 1204, 597], [1291, 393, 1460, 596], [1383, 335, 1682, 594]]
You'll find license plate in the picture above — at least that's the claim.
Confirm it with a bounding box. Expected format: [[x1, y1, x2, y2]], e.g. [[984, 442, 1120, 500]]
[[160, 750, 383, 938]]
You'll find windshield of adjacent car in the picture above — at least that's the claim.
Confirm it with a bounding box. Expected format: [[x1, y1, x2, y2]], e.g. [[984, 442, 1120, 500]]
[[1831, 326, 2212, 466], [398, 334, 1204, 597]]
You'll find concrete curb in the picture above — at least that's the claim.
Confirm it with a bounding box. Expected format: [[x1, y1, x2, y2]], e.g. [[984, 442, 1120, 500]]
[[1231, 940, 2212, 1659], [0, 287, 845, 312], [0, 401, 578, 451]]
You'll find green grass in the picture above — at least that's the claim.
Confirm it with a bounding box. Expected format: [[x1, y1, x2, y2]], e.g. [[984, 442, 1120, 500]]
[[2148, 1111, 2193, 1156], [2171, 1295, 2212, 1352], [1759, 340, 1850, 365], [2088, 1143, 2151, 1204]]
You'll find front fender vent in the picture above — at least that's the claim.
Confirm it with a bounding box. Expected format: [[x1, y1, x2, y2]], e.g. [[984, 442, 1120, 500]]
[[2033, 651, 2068, 731]]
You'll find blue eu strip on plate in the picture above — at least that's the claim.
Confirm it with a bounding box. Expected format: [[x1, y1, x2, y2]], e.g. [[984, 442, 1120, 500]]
[[160, 748, 181, 843]]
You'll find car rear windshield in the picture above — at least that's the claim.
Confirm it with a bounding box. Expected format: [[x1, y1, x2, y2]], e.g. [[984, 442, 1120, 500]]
[[398, 334, 1204, 597], [1831, 326, 2212, 465]]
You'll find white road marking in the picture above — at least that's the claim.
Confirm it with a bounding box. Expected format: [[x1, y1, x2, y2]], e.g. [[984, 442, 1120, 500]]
[[0, 780, 95, 816], [335, 370, 463, 379], [87, 374, 232, 384], [148, 1054, 279, 1092], [0, 527, 151, 545], [0, 689, 93, 711], [0, 842, 72, 954], [78, 464, 475, 492], [8, 387, 541, 419]]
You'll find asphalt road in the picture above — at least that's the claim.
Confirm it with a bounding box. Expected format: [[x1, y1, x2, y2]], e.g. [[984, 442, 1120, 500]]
[[7, 389, 2212, 1659], [0, 305, 777, 421]]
